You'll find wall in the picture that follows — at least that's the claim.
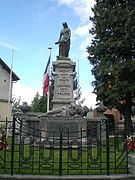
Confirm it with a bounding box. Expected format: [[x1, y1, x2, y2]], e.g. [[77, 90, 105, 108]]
[[0, 64, 11, 100], [0, 101, 12, 122], [93, 108, 121, 124], [0, 64, 12, 122]]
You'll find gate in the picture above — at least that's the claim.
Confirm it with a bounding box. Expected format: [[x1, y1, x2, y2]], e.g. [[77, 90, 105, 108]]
[[0, 115, 133, 175]]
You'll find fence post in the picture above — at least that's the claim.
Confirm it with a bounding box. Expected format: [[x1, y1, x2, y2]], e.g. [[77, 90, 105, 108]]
[[11, 115, 16, 175], [59, 128, 62, 176], [106, 118, 110, 175]]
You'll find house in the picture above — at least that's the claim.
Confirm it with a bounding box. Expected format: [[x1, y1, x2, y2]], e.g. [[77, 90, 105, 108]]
[[0, 58, 19, 122]]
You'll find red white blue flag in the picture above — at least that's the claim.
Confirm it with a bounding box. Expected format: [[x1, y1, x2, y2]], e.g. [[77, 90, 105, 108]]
[[43, 56, 50, 96]]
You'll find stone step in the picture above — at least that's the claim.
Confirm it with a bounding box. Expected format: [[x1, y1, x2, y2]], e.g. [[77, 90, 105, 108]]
[[0, 175, 135, 180]]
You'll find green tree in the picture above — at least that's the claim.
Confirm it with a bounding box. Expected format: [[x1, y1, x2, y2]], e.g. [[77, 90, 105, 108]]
[[74, 86, 85, 105], [30, 92, 47, 112], [87, 0, 135, 134], [73, 70, 84, 105]]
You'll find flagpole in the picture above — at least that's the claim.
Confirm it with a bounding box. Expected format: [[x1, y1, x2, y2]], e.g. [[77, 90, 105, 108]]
[[78, 59, 79, 87], [77, 59, 80, 98], [7, 49, 14, 121], [47, 47, 52, 112]]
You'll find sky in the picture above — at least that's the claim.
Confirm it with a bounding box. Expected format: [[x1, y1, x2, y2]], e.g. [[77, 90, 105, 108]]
[[0, 0, 97, 108]]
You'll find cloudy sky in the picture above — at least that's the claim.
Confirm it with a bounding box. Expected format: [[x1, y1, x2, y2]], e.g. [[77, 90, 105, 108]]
[[0, 0, 97, 108]]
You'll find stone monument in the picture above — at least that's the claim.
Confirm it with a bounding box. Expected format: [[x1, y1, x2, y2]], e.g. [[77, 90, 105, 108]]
[[37, 22, 89, 138], [14, 22, 89, 142], [53, 22, 76, 109]]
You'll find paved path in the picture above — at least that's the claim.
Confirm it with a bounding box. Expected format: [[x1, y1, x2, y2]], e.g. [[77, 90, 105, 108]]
[[0, 175, 135, 180]]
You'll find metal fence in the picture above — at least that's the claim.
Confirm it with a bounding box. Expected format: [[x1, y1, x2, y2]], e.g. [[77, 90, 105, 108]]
[[0, 115, 134, 176]]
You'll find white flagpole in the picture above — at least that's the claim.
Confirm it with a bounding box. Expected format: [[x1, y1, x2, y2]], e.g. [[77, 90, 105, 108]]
[[78, 59, 79, 86], [77, 59, 80, 98], [7, 49, 14, 120], [47, 47, 52, 112]]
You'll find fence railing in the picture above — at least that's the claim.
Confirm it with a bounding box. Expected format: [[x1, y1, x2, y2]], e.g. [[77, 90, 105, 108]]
[[0, 116, 135, 175]]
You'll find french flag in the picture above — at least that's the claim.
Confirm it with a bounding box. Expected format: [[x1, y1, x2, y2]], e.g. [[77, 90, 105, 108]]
[[43, 56, 50, 96]]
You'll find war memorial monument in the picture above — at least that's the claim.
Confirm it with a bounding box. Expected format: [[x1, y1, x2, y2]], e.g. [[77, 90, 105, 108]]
[[16, 22, 89, 138], [39, 22, 89, 137]]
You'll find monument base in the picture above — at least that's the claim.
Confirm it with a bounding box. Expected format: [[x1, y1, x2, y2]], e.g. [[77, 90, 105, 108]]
[[52, 57, 76, 109], [14, 112, 90, 146], [40, 117, 86, 138], [52, 99, 73, 109]]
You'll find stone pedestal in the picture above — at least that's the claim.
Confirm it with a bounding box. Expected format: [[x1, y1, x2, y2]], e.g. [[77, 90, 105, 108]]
[[40, 117, 87, 140], [86, 117, 106, 144], [52, 57, 76, 109], [14, 112, 43, 143], [128, 154, 135, 175]]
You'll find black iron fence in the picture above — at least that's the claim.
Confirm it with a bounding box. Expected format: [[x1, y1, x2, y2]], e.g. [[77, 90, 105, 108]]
[[0, 116, 135, 176]]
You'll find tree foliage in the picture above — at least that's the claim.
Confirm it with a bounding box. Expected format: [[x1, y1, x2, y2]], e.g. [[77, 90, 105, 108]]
[[30, 92, 47, 112], [73, 70, 85, 105], [87, 0, 135, 133]]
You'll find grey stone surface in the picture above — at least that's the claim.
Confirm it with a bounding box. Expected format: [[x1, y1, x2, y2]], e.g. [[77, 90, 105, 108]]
[[14, 112, 42, 142], [128, 154, 135, 175], [52, 58, 76, 109], [86, 118, 106, 144], [39, 102, 89, 118], [48, 121, 78, 134], [14, 112, 88, 141], [0, 175, 135, 179], [40, 117, 86, 138]]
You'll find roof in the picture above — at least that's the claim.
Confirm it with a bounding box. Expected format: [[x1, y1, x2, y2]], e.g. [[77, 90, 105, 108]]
[[0, 58, 20, 81]]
